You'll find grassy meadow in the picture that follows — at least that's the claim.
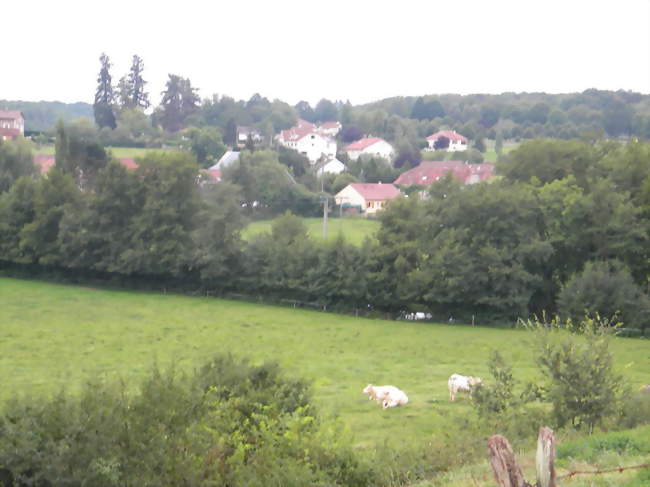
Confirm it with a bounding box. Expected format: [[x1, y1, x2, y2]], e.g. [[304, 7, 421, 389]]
[[243, 216, 380, 245], [2, 277, 650, 451], [34, 145, 165, 159], [421, 139, 519, 163], [417, 424, 650, 486]]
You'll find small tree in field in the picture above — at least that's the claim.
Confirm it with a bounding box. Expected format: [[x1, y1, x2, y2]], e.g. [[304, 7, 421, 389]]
[[526, 315, 623, 432], [473, 350, 517, 417]]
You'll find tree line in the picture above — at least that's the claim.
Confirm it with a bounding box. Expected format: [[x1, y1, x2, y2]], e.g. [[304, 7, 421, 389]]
[[8, 53, 650, 171], [1, 130, 649, 328], [86, 52, 650, 169]]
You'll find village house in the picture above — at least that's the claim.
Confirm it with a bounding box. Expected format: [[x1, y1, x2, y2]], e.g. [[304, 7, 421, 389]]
[[210, 150, 240, 171], [426, 130, 468, 152], [276, 119, 337, 163], [316, 157, 346, 176], [335, 182, 401, 215], [0, 110, 25, 140], [393, 160, 495, 186], [318, 121, 342, 137], [237, 126, 263, 146], [345, 137, 395, 161], [197, 169, 222, 185]]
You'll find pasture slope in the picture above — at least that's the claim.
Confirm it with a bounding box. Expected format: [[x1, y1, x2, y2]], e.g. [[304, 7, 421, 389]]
[[34, 145, 166, 158], [242, 216, 380, 245], [1, 277, 650, 452]]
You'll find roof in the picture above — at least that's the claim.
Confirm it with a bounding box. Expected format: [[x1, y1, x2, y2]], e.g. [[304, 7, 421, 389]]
[[34, 154, 55, 174], [426, 130, 468, 143], [393, 161, 495, 186], [0, 128, 22, 138], [119, 157, 139, 170], [345, 137, 385, 151], [0, 110, 24, 120], [200, 169, 222, 183], [346, 183, 401, 201], [210, 151, 240, 170], [317, 158, 346, 175], [320, 121, 341, 129], [278, 119, 323, 143]]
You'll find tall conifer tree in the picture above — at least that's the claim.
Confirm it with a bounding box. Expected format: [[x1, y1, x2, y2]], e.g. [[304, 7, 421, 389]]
[[93, 53, 117, 129], [127, 55, 150, 109]]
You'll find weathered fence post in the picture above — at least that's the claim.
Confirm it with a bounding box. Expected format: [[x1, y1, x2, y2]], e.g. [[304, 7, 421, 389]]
[[488, 435, 529, 487], [535, 427, 556, 487]]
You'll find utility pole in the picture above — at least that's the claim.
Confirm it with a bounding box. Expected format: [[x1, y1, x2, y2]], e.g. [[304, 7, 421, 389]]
[[322, 194, 328, 239]]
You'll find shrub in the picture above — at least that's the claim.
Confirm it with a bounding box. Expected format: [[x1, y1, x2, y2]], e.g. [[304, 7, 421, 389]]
[[0, 354, 378, 486], [557, 260, 650, 331], [619, 391, 650, 429], [472, 350, 517, 416], [527, 315, 624, 432]]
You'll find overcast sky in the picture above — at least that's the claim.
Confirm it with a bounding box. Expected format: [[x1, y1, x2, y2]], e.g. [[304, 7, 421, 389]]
[[3, 0, 649, 107]]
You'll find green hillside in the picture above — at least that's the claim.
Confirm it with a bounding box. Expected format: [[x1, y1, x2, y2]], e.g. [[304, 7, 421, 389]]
[[2, 277, 649, 449], [243, 217, 380, 246]]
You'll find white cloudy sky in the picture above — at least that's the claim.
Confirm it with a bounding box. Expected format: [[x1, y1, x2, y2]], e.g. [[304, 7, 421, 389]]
[[3, 0, 649, 106]]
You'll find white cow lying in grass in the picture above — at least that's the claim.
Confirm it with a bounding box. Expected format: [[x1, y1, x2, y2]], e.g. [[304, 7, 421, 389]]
[[382, 388, 409, 409], [448, 374, 482, 401], [363, 384, 408, 408]]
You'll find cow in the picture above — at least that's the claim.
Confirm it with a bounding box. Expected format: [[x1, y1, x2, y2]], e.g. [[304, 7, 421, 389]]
[[448, 373, 482, 401], [382, 388, 409, 408], [363, 384, 400, 403]]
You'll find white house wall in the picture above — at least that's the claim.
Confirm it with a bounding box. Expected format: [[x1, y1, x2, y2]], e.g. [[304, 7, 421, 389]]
[[335, 186, 366, 209], [347, 140, 395, 161], [426, 138, 468, 152], [294, 133, 337, 163]]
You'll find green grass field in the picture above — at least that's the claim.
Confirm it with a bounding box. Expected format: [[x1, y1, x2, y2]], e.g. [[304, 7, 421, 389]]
[[421, 139, 519, 163], [243, 217, 380, 245], [34, 145, 166, 158], [418, 424, 650, 486], [1, 277, 649, 450]]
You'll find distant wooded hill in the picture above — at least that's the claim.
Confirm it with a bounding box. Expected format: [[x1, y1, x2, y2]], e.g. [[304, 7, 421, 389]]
[[0, 100, 93, 132]]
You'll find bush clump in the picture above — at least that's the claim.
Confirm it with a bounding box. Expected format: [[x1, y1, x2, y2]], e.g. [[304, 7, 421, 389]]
[[0, 354, 376, 486], [557, 260, 650, 332]]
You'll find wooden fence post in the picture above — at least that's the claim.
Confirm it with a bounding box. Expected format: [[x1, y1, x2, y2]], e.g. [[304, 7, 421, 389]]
[[536, 427, 556, 487], [488, 435, 529, 487]]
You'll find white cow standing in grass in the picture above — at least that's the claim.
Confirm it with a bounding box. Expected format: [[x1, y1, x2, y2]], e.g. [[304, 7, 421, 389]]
[[447, 374, 482, 401], [363, 384, 408, 408]]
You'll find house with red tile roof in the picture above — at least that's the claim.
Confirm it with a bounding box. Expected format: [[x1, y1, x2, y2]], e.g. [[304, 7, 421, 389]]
[[393, 161, 495, 186], [0, 111, 25, 140], [318, 121, 342, 137], [345, 137, 395, 161], [426, 130, 468, 152], [276, 119, 337, 163], [33, 154, 56, 174], [334, 182, 401, 215], [197, 169, 222, 185]]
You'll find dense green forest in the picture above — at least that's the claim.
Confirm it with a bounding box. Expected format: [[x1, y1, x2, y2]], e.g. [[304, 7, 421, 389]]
[[1, 126, 649, 329], [0, 100, 92, 132], [6, 89, 649, 142]]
